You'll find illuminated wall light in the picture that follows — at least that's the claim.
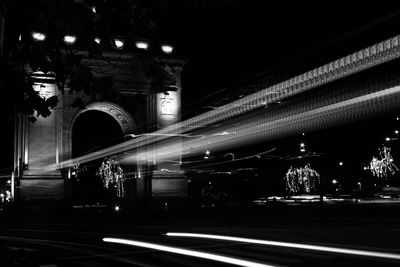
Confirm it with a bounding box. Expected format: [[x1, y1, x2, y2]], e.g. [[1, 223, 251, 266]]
[[94, 37, 101, 44], [32, 32, 46, 41], [161, 44, 173, 54], [135, 41, 149, 50], [114, 39, 124, 49], [64, 35, 77, 44]]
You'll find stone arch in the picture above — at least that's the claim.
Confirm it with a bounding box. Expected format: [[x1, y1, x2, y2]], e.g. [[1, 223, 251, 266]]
[[66, 101, 136, 160], [74, 102, 136, 134]]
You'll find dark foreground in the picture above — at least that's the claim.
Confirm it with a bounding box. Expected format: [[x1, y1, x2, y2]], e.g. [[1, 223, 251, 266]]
[[1, 201, 400, 267]]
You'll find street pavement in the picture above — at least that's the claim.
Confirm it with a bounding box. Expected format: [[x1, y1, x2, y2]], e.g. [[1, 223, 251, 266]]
[[1, 202, 400, 266]]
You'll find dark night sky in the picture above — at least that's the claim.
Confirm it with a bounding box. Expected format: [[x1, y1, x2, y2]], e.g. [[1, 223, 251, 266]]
[[148, 2, 400, 107]]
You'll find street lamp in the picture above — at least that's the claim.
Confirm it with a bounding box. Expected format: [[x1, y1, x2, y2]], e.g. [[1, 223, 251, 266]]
[[161, 44, 173, 54], [64, 35, 77, 45], [300, 142, 306, 153], [32, 32, 46, 41]]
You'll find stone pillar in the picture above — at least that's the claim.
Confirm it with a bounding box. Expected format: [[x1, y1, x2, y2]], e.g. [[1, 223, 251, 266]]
[[150, 63, 188, 199], [15, 74, 64, 203]]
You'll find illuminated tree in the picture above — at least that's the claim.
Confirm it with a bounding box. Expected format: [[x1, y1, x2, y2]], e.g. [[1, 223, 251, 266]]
[[285, 163, 320, 195], [97, 156, 125, 198], [369, 146, 398, 178]]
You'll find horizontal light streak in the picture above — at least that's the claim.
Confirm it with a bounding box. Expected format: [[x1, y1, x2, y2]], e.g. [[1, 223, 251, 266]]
[[47, 80, 400, 171], [103, 237, 275, 267], [166, 233, 400, 260], [120, 85, 400, 164]]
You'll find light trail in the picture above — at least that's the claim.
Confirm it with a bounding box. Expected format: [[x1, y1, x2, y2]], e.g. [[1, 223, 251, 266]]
[[103, 237, 276, 267], [166, 233, 400, 260], [119, 84, 400, 164], [45, 34, 400, 171]]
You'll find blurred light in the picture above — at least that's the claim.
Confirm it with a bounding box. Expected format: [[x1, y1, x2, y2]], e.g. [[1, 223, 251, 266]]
[[94, 37, 101, 44], [32, 32, 46, 41], [64, 35, 76, 44], [302, 132, 305, 136], [165, 233, 400, 260], [18, 34, 22, 42], [339, 162, 343, 166], [7, 180, 11, 184], [114, 39, 124, 49], [114, 205, 120, 211], [332, 179, 337, 184], [135, 41, 149, 50], [357, 182, 361, 185], [395, 130, 399, 134], [363, 166, 368, 170], [386, 137, 391, 141], [300, 143, 305, 148], [161, 44, 173, 54], [103, 237, 274, 267], [91, 6, 96, 13], [397, 117, 399, 121]]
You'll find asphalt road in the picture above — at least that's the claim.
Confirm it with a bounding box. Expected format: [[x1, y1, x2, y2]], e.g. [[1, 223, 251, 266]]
[[1, 203, 400, 267]]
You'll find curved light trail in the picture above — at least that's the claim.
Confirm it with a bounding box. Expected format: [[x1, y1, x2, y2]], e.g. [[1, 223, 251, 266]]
[[103, 237, 276, 267], [166, 233, 400, 260]]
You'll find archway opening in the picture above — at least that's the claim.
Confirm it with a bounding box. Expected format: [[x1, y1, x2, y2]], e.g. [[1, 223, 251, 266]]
[[71, 110, 124, 206]]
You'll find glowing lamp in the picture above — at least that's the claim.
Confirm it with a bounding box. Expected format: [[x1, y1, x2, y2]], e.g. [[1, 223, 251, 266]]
[[64, 35, 77, 44], [161, 44, 173, 54], [135, 41, 149, 50], [32, 32, 46, 41], [94, 37, 101, 44], [114, 39, 124, 49]]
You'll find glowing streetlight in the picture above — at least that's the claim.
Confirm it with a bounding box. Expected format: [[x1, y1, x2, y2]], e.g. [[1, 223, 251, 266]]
[[94, 37, 101, 44], [135, 41, 149, 50], [64, 35, 76, 44], [114, 39, 124, 49], [385, 137, 391, 142], [32, 32, 46, 41], [300, 143, 306, 153], [161, 44, 173, 54], [332, 179, 337, 184], [339, 161, 343, 166]]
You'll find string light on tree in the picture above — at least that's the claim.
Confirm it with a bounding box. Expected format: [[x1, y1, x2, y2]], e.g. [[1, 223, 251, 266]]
[[369, 146, 399, 178], [284, 164, 320, 195], [97, 156, 125, 197]]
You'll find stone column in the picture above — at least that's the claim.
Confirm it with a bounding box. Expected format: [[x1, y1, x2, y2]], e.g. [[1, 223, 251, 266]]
[[16, 74, 64, 203]]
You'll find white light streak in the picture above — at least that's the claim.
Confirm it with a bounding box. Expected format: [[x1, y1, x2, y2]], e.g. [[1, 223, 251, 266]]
[[103, 237, 275, 267], [166, 233, 400, 260], [45, 61, 400, 171]]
